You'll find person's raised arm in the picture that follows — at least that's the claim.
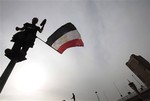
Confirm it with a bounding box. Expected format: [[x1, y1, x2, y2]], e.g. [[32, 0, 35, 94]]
[[39, 19, 46, 33]]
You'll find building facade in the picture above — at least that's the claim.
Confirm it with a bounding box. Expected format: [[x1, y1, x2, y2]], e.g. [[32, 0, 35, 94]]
[[126, 54, 150, 88]]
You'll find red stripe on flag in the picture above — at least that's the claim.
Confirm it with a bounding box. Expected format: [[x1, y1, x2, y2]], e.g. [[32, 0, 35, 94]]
[[57, 39, 84, 54]]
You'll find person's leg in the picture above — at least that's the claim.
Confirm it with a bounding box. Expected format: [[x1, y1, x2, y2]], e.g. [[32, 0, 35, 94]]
[[11, 42, 21, 53], [21, 45, 29, 56]]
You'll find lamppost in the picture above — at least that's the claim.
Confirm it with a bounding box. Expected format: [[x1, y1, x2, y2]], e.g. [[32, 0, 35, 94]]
[[95, 91, 100, 101]]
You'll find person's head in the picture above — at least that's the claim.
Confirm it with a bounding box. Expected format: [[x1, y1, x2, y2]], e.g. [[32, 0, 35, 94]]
[[32, 17, 38, 25]]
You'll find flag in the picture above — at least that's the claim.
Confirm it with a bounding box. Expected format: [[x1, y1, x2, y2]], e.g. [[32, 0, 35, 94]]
[[46, 22, 84, 54]]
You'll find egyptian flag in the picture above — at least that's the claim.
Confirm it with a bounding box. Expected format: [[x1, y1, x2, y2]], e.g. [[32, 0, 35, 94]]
[[46, 23, 84, 54]]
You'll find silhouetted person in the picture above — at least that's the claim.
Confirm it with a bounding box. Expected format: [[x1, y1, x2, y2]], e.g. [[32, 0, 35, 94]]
[[5, 17, 46, 61], [71, 93, 75, 101]]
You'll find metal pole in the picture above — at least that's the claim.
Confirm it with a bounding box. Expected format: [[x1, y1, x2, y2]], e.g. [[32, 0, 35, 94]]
[[103, 91, 109, 101], [0, 59, 17, 93], [95, 91, 100, 101], [113, 82, 124, 100]]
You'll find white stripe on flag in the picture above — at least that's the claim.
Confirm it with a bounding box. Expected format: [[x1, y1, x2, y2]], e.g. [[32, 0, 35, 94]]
[[51, 30, 81, 50]]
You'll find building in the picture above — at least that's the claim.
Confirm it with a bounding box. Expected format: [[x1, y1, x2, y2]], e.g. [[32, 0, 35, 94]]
[[117, 54, 150, 101], [126, 54, 150, 87], [117, 87, 150, 101]]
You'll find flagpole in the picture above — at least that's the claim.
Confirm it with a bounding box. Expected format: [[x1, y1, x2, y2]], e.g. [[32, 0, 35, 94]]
[[36, 36, 59, 53]]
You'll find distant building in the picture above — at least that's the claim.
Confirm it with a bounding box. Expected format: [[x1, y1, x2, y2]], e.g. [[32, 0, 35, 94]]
[[117, 54, 150, 101], [126, 54, 150, 87], [117, 87, 150, 101]]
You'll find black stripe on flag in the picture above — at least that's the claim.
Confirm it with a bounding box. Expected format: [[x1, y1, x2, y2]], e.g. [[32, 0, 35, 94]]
[[46, 22, 77, 46]]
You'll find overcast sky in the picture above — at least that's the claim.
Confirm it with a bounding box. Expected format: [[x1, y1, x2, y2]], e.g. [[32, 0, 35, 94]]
[[0, 0, 150, 101]]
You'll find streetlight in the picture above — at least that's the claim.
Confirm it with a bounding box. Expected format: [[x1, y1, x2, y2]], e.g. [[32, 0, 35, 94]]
[[95, 91, 100, 101]]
